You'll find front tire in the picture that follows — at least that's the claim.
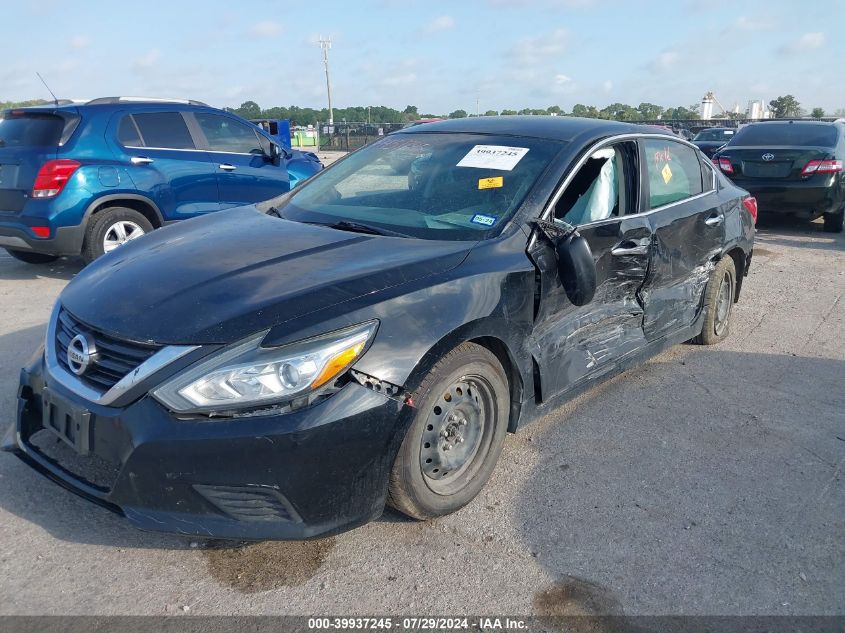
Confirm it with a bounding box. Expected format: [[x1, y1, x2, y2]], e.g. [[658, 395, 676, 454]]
[[82, 207, 154, 264], [693, 256, 736, 345], [823, 207, 844, 233], [388, 342, 510, 520], [4, 249, 59, 264]]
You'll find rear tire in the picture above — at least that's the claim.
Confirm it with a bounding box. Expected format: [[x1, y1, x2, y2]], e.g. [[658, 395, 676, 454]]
[[693, 256, 736, 345], [4, 249, 59, 264], [822, 207, 844, 233], [82, 207, 154, 264], [388, 342, 510, 520]]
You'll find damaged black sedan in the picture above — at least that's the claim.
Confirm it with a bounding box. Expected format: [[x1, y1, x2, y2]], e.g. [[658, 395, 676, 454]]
[[6, 117, 756, 540]]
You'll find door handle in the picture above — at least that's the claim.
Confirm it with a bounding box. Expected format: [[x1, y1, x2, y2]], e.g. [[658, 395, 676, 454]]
[[611, 238, 650, 256], [219, 164, 237, 171], [705, 214, 724, 227], [130, 156, 154, 165]]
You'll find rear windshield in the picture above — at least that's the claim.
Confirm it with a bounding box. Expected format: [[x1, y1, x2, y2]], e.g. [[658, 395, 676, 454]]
[[729, 123, 837, 147], [0, 112, 66, 147], [694, 129, 734, 141]]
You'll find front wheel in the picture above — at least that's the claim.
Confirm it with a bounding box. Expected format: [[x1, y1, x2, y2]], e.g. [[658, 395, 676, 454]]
[[82, 207, 154, 263], [388, 342, 510, 520], [693, 256, 736, 345], [4, 249, 59, 264]]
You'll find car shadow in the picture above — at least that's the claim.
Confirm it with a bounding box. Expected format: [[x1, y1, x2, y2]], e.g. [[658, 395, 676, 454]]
[[511, 349, 845, 616], [754, 216, 844, 252], [0, 254, 85, 281]]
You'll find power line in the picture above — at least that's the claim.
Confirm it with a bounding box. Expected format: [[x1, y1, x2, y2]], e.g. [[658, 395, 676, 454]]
[[319, 36, 334, 125]]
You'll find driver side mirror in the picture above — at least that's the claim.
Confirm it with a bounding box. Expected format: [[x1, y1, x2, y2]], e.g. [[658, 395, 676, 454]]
[[556, 232, 597, 306]]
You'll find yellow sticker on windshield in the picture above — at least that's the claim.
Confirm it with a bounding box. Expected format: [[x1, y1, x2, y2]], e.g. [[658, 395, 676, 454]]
[[478, 176, 504, 190], [661, 163, 673, 184]]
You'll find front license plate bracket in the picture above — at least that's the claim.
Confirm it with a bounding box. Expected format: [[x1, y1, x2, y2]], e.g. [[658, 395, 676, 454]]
[[42, 388, 91, 456]]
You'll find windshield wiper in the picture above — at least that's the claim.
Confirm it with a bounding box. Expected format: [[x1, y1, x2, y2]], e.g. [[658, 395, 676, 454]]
[[306, 220, 411, 238]]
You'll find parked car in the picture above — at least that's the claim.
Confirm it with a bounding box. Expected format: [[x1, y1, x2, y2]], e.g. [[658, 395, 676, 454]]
[[692, 127, 735, 157], [0, 97, 322, 264], [6, 117, 755, 540], [712, 120, 844, 232]]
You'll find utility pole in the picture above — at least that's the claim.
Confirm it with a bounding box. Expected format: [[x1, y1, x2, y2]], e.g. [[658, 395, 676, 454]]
[[319, 36, 334, 125]]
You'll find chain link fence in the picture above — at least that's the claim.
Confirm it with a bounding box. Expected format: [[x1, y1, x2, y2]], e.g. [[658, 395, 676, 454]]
[[317, 122, 405, 151]]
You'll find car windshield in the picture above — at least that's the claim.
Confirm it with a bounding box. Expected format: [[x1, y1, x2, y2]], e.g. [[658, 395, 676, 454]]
[[695, 129, 734, 141], [728, 123, 837, 147], [279, 133, 564, 240], [0, 112, 65, 147]]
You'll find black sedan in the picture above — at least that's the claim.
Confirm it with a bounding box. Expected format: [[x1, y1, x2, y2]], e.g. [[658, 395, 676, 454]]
[[692, 127, 736, 157], [712, 120, 845, 232], [5, 117, 756, 540]]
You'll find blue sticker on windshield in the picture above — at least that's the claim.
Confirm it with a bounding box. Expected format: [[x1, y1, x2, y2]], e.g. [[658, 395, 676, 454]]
[[471, 214, 497, 227]]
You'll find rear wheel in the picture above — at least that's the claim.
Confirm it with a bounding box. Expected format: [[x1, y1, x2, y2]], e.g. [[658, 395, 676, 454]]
[[388, 343, 509, 520], [3, 249, 59, 264], [693, 256, 736, 345], [82, 207, 154, 263], [822, 207, 844, 233]]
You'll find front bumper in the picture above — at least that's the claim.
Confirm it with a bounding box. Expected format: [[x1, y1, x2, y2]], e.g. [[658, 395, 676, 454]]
[[7, 355, 407, 540], [728, 179, 842, 218]]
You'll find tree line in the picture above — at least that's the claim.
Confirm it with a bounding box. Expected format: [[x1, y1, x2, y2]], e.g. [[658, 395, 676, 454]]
[[3, 96, 842, 125]]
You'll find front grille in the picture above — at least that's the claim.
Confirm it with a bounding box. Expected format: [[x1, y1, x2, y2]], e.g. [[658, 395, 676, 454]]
[[28, 429, 121, 491], [55, 309, 160, 391], [193, 485, 301, 523]]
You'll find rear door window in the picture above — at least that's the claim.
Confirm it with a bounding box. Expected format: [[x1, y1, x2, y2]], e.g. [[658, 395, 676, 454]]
[[730, 123, 837, 147], [131, 112, 195, 149], [643, 139, 704, 209], [0, 112, 65, 147], [117, 115, 143, 147], [193, 113, 262, 154]]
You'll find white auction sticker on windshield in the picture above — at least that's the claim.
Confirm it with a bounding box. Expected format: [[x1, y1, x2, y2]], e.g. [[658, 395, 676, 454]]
[[457, 145, 529, 171]]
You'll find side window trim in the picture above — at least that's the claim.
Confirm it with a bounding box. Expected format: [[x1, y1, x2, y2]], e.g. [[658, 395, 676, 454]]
[[182, 112, 210, 151]]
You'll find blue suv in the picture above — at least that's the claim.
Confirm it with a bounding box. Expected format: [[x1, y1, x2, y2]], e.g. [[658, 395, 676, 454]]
[[0, 97, 322, 264]]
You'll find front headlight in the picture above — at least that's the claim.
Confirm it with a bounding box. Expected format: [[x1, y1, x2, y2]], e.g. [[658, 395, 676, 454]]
[[152, 321, 378, 414]]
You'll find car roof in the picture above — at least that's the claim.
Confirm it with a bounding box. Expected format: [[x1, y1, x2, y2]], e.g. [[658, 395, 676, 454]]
[[397, 115, 657, 142]]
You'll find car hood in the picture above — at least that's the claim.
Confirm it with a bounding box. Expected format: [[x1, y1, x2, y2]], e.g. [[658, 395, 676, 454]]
[[60, 207, 473, 345]]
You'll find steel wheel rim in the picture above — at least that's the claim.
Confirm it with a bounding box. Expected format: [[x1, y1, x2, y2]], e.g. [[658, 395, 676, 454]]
[[103, 220, 145, 253], [420, 376, 496, 495], [714, 271, 733, 336]]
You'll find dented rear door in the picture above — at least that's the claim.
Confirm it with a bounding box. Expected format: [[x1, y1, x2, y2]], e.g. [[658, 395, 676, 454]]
[[638, 138, 725, 341]]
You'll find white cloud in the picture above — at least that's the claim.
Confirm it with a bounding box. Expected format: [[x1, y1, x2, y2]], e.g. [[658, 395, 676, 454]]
[[602, 79, 613, 93], [250, 20, 283, 38], [734, 16, 774, 31], [69, 35, 89, 50], [511, 28, 569, 65], [424, 15, 455, 33], [555, 74, 572, 84], [132, 49, 161, 71], [779, 32, 825, 54], [382, 73, 417, 87], [648, 50, 680, 72]]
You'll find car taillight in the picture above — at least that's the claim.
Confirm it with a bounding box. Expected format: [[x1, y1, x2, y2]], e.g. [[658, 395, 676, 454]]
[[742, 196, 758, 224], [32, 159, 81, 198], [717, 157, 734, 174], [801, 159, 843, 176]]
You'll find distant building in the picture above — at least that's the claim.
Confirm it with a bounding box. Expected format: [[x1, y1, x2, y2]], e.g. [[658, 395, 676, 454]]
[[701, 93, 715, 120], [746, 100, 771, 119]]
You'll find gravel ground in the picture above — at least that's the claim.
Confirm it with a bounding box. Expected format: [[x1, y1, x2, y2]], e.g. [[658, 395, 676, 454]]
[[0, 213, 841, 616]]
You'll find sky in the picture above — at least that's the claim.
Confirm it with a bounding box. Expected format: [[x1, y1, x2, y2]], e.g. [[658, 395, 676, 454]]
[[3, 0, 843, 115]]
